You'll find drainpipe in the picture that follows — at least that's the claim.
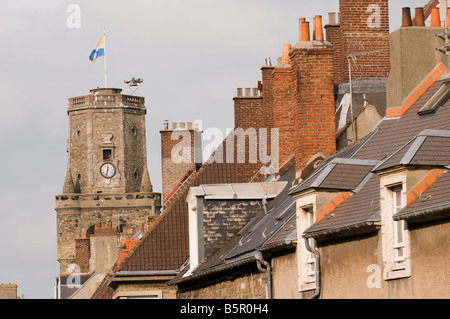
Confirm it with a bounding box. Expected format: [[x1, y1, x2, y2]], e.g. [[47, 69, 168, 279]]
[[304, 237, 320, 299], [254, 250, 272, 299]]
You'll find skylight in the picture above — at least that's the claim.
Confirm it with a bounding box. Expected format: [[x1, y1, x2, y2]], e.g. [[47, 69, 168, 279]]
[[418, 81, 450, 115]]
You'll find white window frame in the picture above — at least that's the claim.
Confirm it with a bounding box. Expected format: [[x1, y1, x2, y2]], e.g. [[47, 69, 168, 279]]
[[295, 191, 318, 292], [380, 172, 411, 281], [305, 207, 317, 284]]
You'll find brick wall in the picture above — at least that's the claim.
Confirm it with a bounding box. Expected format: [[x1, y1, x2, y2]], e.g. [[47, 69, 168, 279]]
[[325, 21, 342, 84], [290, 44, 336, 176], [272, 65, 296, 169], [233, 92, 267, 183], [160, 122, 199, 201], [75, 236, 90, 273], [338, 0, 390, 82]]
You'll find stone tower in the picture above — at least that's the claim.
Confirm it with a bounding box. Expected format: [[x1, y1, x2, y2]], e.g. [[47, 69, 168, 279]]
[[55, 88, 161, 275]]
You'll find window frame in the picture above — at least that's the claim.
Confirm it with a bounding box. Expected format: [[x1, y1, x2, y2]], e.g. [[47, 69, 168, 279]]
[[380, 172, 411, 281]]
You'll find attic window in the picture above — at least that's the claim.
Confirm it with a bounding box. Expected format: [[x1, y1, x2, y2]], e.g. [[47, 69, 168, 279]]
[[418, 81, 450, 115]]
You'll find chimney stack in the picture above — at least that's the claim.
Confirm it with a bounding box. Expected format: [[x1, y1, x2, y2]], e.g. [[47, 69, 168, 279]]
[[160, 121, 202, 202], [291, 39, 335, 178]]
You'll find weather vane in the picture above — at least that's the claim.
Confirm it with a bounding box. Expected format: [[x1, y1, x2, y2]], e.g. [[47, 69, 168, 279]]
[[124, 77, 143, 95]]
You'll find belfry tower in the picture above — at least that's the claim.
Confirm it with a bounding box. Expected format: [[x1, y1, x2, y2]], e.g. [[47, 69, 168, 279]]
[[55, 88, 161, 275]]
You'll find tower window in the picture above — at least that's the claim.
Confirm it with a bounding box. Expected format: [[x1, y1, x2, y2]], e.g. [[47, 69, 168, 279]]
[[103, 149, 112, 160], [131, 126, 137, 136]]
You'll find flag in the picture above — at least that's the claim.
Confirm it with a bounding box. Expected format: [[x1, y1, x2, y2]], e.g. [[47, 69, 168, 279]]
[[89, 36, 105, 64]]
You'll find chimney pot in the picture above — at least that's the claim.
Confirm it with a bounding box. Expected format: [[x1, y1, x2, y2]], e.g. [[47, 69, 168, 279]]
[[164, 120, 169, 130], [245, 88, 251, 97], [281, 44, 292, 65], [299, 18, 306, 42], [237, 88, 243, 97], [447, 8, 450, 27], [402, 7, 412, 27], [265, 57, 272, 67], [431, 8, 441, 27], [252, 88, 258, 97], [172, 122, 177, 130], [300, 22, 310, 42], [314, 15, 324, 41], [415, 7, 425, 26], [180, 122, 186, 129], [187, 122, 193, 130], [328, 12, 337, 25]]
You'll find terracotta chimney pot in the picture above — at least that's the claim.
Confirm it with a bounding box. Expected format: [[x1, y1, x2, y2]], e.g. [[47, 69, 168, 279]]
[[281, 44, 292, 65], [415, 7, 425, 26], [431, 8, 441, 26], [314, 15, 324, 41], [299, 18, 306, 42], [300, 22, 310, 42], [402, 8, 412, 27]]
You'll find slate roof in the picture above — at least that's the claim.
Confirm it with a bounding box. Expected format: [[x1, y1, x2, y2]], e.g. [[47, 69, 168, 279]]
[[394, 172, 450, 223], [300, 69, 450, 241], [169, 162, 297, 284]]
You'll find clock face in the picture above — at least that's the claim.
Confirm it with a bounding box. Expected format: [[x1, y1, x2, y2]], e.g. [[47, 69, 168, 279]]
[[100, 163, 116, 179]]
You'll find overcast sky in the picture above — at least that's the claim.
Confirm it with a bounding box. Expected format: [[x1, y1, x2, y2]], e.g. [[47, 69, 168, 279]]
[[0, 0, 428, 299]]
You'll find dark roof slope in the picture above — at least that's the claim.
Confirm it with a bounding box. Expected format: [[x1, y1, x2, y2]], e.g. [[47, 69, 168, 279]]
[[395, 172, 450, 223], [300, 71, 450, 241]]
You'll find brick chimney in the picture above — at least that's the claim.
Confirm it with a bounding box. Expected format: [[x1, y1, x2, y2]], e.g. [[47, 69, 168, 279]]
[[75, 234, 90, 273], [272, 45, 296, 170], [290, 20, 336, 179], [233, 82, 275, 182], [326, 0, 390, 84], [160, 121, 202, 201]]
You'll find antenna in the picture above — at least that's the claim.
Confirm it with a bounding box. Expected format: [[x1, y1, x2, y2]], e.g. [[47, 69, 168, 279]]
[[346, 48, 388, 143], [124, 77, 143, 95], [436, 0, 450, 55]]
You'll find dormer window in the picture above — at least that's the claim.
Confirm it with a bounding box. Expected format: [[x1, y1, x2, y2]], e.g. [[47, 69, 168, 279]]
[[418, 81, 450, 115]]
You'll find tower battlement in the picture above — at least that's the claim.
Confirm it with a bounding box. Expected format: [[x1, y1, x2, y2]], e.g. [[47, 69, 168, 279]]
[[55, 192, 161, 210], [69, 88, 145, 110]]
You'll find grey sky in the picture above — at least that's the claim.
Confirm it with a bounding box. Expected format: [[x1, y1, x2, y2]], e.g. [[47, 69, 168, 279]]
[[0, 0, 428, 299]]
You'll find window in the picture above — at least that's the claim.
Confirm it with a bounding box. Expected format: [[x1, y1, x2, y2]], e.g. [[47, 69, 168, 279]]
[[297, 202, 317, 292], [418, 81, 450, 115], [305, 207, 317, 283], [381, 179, 410, 280], [103, 149, 112, 160], [391, 185, 406, 269]]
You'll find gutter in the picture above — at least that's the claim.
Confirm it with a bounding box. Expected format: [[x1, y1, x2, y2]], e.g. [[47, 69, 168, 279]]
[[304, 237, 320, 299], [168, 239, 296, 286], [254, 250, 272, 299], [113, 270, 178, 277], [394, 203, 450, 222]]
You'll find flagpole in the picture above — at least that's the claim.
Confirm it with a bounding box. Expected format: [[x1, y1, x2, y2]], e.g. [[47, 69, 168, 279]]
[[104, 28, 107, 88]]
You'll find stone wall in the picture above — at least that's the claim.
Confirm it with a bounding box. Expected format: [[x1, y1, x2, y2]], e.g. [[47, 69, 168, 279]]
[[178, 271, 266, 299]]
